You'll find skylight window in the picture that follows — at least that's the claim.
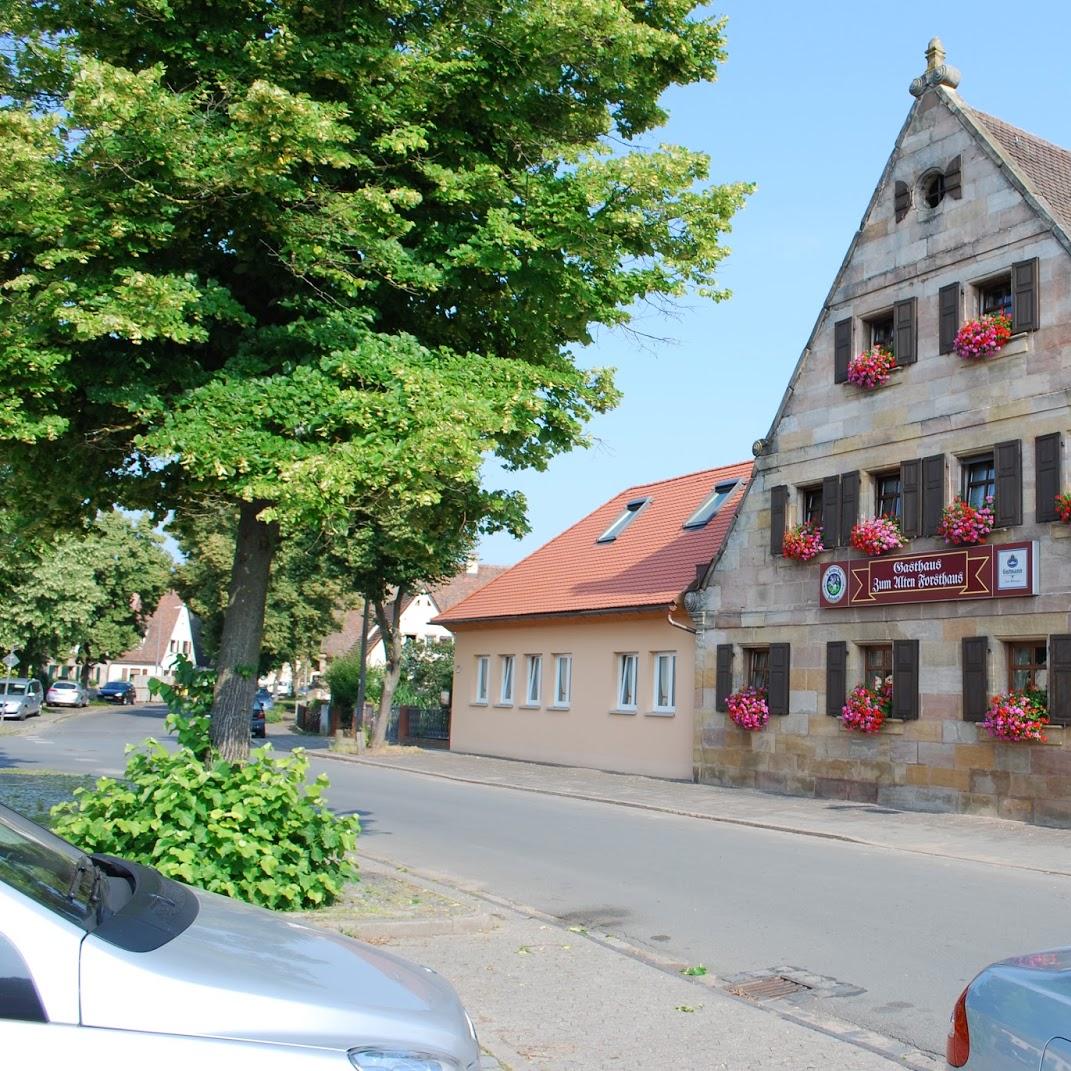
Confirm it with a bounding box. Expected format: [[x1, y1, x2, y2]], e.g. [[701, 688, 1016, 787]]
[[683, 481, 739, 530], [596, 497, 650, 543]]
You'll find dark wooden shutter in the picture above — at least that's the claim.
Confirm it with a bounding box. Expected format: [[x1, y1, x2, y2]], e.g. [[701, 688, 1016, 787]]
[[961, 637, 989, 723], [834, 318, 853, 384], [938, 282, 960, 354], [839, 471, 859, 547], [715, 644, 733, 713], [894, 298, 917, 366], [901, 458, 921, 538], [1050, 635, 1071, 725], [921, 454, 945, 537], [768, 643, 791, 716], [826, 641, 847, 717], [944, 155, 962, 199], [894, 180, 911, 222], [1012, 257, 1039, 333], [994, 439, 1022, 528], [892, 639, 920, 720], [822, 475, 840, 548], [770, 485, 787, 556], [1036, 433, 1062, 522]]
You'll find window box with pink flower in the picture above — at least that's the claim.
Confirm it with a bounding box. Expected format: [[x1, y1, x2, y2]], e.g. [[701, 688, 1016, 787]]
[[726, 687, 769, 732], [952, 313, 1012, 360], [849, 515, 907, 557], [782, 521, 824, 562], [981, 690, 1049, 743], [937, 496, 994, 545], [846, 346, 897, 390], [841, 679, 892, 733]]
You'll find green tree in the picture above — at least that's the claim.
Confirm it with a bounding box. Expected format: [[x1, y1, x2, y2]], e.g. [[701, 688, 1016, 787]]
[[0, 512, 174, 681], [396, 639, 455, 710], [170, 502, 354, 676], [1, 1, 751, 760]]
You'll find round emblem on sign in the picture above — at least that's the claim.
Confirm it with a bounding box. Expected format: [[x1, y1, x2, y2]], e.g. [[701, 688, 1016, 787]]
[[822, 564, 847, 604]]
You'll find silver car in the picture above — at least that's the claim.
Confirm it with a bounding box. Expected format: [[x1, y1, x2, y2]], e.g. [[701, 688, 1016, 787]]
[[947, 947, 1071, 1069], [0, 803, 481, 1069], [0, 677, 43, 720], [45, 680, 90, 708]]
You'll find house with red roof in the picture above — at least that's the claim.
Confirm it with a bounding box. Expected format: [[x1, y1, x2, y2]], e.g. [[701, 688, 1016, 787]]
[[436, 462, 752, 778]]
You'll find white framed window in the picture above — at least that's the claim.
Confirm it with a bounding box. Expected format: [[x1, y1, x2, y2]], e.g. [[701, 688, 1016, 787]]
[[552, 654, 572, 707], [652, 652, 677, 712], [616, 653, 638, 711], [474, 656, 489, 704], [525, 655, 542, 705], [499, 655, 515, 704]]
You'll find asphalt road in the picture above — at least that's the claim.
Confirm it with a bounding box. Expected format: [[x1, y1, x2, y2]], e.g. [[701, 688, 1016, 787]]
[[4, 707, 1069, 1057]]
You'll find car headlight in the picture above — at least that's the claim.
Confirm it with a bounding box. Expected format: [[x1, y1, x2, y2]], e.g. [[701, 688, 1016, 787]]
[[348, 1050, 463, 1071]]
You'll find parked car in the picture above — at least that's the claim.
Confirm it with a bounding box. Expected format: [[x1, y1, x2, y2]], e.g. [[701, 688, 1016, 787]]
[[96, 681, 137, 705], [45, 680, 89, 708], [250, 705, 267, 739], [253, 687, 275, 712], [947, 946, 1071, 1068], [0, 802, 480, 1068], [0, 678, 43, 720]]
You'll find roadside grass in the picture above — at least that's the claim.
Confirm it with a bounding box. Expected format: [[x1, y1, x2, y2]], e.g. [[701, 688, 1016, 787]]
[[0, 768, 99, 827]]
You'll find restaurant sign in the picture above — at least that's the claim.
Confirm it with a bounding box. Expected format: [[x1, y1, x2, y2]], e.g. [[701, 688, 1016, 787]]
[[819, 541, 1037, 609]]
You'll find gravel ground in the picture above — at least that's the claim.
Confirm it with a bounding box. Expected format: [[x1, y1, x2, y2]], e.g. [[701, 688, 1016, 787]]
[[0, 769, 99, 825]]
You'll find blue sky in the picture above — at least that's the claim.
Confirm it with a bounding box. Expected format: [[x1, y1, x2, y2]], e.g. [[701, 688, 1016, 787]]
[[478, 1, 1071, 565]]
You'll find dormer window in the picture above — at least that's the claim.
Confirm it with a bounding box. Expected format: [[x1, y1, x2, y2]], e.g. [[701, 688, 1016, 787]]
[[683, 481, 739, 530], [596, 497, 650, 543], [922, 170, 946, 208]]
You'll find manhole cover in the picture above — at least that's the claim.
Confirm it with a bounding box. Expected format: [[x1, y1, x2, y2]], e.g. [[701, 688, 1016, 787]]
[[727, 975, 811, 1001]]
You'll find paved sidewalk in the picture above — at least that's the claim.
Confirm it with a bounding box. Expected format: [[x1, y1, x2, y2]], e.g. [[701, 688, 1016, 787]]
[[317, 745, 1071, 878], [352, 856, 940, 1071]]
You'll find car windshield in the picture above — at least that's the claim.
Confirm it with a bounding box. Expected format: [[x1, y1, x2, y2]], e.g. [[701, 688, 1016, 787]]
[[0, 804, 98, 929], [1, 683, 27, 696], [52, 682, 76, 690]]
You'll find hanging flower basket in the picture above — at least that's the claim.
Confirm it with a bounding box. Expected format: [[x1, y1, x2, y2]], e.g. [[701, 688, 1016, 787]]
[[937, 496, 994, 545], [1055, 492, 1071, 523], [981, 691, 1049, 743], [726, 687, 770, 732], [952, 313, 1012, 360], [782, 521, 825, 562], [849, 514, 907, 557], [846, 346, 896, 390], [841, 680, 892, 733]]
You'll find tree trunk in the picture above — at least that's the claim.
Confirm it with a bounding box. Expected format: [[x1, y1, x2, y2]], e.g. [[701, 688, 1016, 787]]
[[372, 589, 405, 748], [79, 651, 92, 688], [211, 500, 278, 763]]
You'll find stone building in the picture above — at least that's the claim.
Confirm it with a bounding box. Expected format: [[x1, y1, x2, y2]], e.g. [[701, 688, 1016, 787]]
[[693, 41, 1071, 825]]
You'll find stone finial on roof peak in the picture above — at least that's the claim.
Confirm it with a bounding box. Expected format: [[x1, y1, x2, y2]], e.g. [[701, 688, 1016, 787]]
[[909, 37, 961, 97]]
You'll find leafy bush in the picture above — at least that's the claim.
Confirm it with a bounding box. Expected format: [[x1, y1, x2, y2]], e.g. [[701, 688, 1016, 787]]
[[51, 657, 359, 910]]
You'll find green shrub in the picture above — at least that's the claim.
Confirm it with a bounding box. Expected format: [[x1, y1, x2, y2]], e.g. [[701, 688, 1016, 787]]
[[51, 656, 359, 910]]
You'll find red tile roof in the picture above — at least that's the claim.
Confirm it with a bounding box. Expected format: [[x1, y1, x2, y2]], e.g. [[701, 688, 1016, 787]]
[[436, 462, 753, 625]]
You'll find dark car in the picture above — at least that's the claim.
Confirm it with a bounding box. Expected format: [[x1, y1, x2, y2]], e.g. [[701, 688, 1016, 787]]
[[97, 681, 136, 705], [250, 703, 267, 739]]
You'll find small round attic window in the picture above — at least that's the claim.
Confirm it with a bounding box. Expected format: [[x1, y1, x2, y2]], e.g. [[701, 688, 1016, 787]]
[[922, 170, 946, 208]]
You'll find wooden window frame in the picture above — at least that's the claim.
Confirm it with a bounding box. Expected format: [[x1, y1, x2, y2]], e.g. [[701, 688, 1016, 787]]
[[865, 309, 895, 353], [874, 470, 902, 520], [747, 648, 770, 693], [960, 453, 995, 509], [1006, 641, 1047, 694], [978, 274, 1012, 320], [861, 644, 893, 692], [802, 485, 823, 529]]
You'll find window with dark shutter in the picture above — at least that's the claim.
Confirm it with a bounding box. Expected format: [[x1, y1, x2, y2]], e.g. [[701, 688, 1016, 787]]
[[921, 454, 945, 537], [1036, 433, 1062, 523], [715, 644, 733, 713], [944, 155, 962, 199], [768, 643, 791, 716], [1012, 258, 1039, 333], [770, 485, 787, 557], [894, 180, 911, 223], [822, 475, 841, 549], [962, 637, 988, 722], [993, 440, 1022, 528], [892, 639, 920, 720], [894, 298, 917, 366], [939, 282, 960, 354], [826, 641, 847, 717], [900, 459, 921, 538], [1049, 635, 1071, 725], [834, 318, 853, 384], [839, 471, 859, 547]]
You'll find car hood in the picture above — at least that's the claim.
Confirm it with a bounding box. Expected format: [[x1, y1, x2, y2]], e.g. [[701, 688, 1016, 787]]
[[79, 883, 479, 1065]]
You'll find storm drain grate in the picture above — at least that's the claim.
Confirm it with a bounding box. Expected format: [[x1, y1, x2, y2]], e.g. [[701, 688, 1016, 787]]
[[727, 975, 811, 1001]]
